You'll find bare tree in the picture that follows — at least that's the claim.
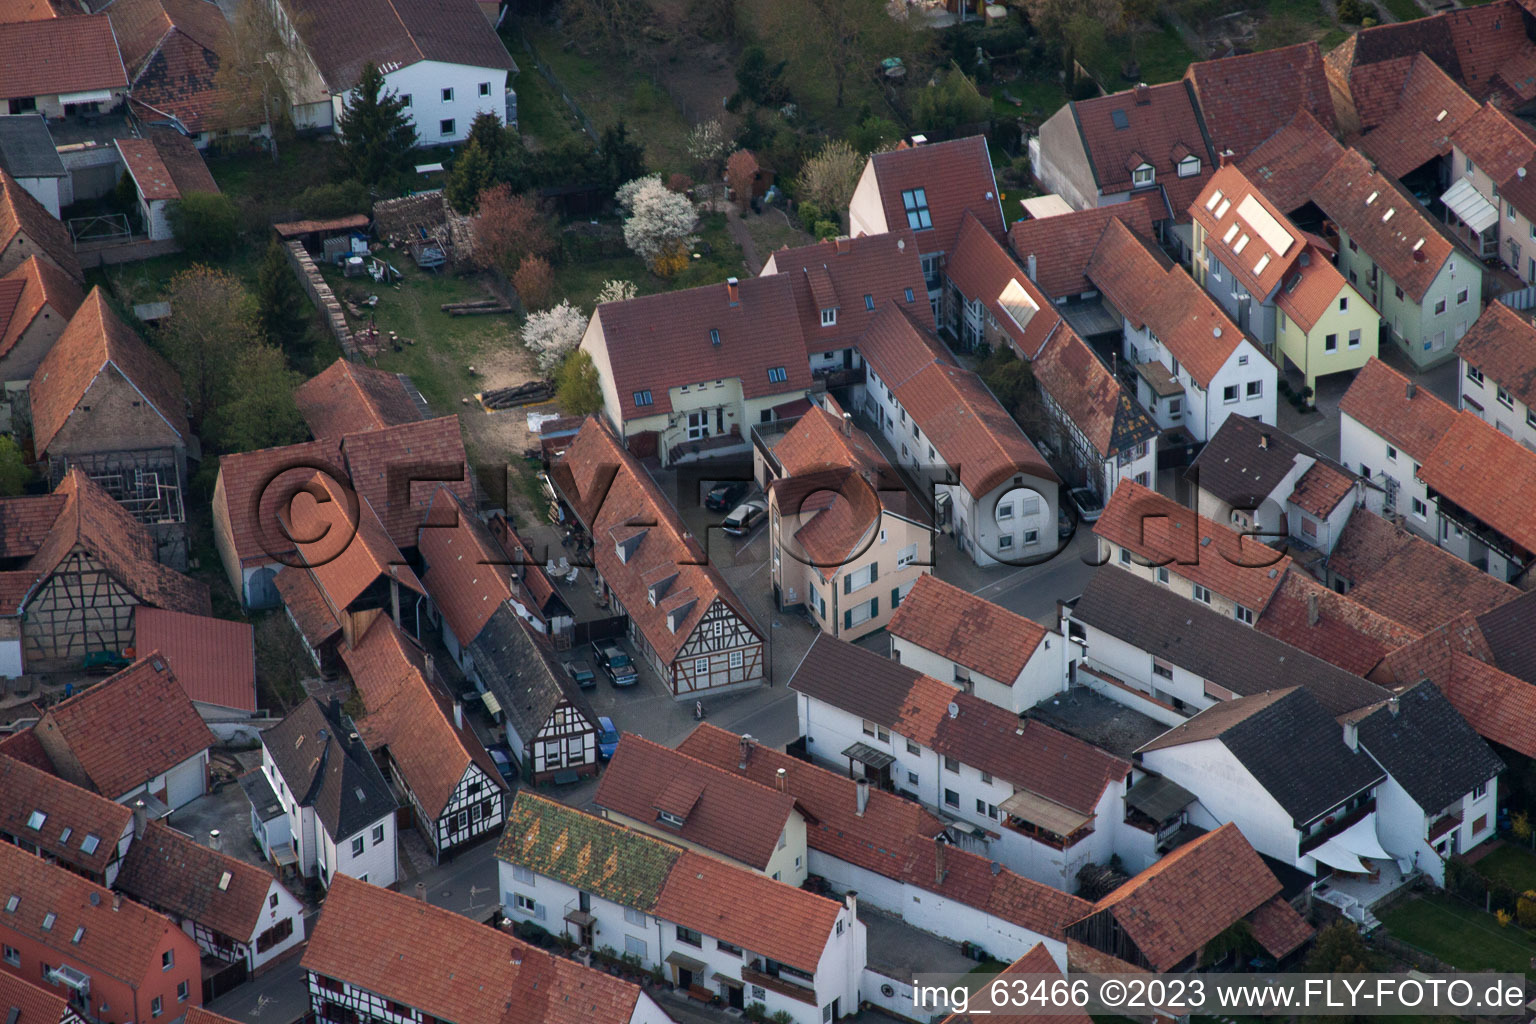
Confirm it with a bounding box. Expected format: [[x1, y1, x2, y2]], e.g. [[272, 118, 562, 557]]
[[215, 0, 298, 161]]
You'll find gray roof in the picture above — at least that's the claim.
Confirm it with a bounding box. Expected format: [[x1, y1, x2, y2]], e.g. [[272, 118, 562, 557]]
[[1139, 687, 1386, 826], [1125, 774, 1196, 822], [262, 697, 397, 841], [1351, 681, 1504, 813], [1476, 589, 1536, 685], [1187, 414, 1362, 510], [0, 115, 65, 180], [467, 604, 596, 757], [1071, 566, 1390, 715], [789, 631, 923, 726]]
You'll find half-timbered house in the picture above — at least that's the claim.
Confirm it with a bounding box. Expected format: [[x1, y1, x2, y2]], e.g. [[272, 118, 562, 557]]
[[551, 418, 765, 698], [341, 617, 506, 862], [28, 288, 192, 568], [115, 821, 306, 977], [0, 470, 210, 675]]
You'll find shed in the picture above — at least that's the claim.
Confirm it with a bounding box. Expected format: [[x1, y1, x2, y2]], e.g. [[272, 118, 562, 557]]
[[0, 115, 65, 218]]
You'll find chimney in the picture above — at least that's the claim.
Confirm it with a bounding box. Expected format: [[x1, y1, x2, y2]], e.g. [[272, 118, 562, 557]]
[[934, 838, 948, 885], [390, 566, 401, 627], [112, 892, 122, 912], [1406, 381, 1417, 399], [424, 653, 435, 684], [726, 277, 740, 306], [209, 829, 221, 851], [416, 882, 428, 902], [1134, 83, 1150, 105], [842, 412, 853, 437], [1388, 695, 1400, 717], [775, 767, 787, 792], [843, 891, 858, 921], [132, 799, 147, 839], [739, 733, 755, 770], [453, 700, 463, 730], [1342, 720, 1358, 751], [856, 777, 870, 817], [835, 238, 850, 255], [1026, 253, 1037, 282], [1299, 250, 1311, 267], [1307, 592, 1319, 627]]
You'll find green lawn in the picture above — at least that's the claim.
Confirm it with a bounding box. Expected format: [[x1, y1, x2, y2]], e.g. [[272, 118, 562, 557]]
[[1081, 21, 1200, 88], [504, 43, 590, 153], [1379, 893, 1536, 976], [1472, 845, 1536, 893], [994, 77, 1070, 120], [1379, 0, 1425, 21]]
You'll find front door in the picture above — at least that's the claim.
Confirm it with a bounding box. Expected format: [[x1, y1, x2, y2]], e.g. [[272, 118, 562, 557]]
[[677, 968, 694, 989], [726, 984, 744, 1010], [687, 412, 707, 440]]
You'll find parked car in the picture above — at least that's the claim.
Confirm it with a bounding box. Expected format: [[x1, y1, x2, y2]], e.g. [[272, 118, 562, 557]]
[[597, 716, 619, 760], [594, 641, 638, 686], [705, 480, 750, 511], [722, 499, 769, 536], [1068, 486, 1104, 523], [1058, 507, 1074, 540], [564, 660, 597, 688], [487, 745, 518, 783]]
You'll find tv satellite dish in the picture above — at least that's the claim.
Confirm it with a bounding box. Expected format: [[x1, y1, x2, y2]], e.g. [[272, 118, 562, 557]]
[[947, 702, 959, 719]]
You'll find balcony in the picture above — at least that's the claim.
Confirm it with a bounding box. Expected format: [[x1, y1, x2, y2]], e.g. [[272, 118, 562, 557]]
[[1298, 797, 1376, 856], [1428, 810, 1462, 842], [741, 965, 817, 1005]]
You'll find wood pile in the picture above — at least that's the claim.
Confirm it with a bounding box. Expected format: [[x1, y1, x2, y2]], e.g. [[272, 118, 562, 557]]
[[479, 380, 555, 409], [441, 299, 513, 316]]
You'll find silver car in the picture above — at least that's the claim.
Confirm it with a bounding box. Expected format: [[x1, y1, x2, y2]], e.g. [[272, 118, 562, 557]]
[[722, 499, 768, 536]]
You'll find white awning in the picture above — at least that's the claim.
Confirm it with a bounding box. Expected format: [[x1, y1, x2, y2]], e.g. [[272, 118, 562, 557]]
[[1310, 839, 1368, 874], [1441, 178, 1499, 234], [58, 89, 113, 105], [1331, 815, 1392, 860]]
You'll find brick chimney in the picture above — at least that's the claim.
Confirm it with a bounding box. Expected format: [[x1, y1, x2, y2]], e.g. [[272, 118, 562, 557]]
[[856, 777, 869, 817], [739, 733, 755, 770], [1307, 591, 1319, 627], [1134, 83, 1151, 105], [934, 838, 948, 885], [726, 277, 740, 306]]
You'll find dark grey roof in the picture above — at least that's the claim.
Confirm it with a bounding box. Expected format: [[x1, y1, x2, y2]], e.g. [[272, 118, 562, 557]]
[[263, 697, 397, 841], [1352, 681, 1503, 813], [789, 631, 923, 724], [0, 115, 65, 180], [1071, 566, 1390, 715], [1139, 687, 1385, 826], [1475, 590, 1536, 685], [1186, 414, 1362, 509], [467, 605, 595, 757], [239, 769, 283, 823], [1125, 774, 1196, 822]]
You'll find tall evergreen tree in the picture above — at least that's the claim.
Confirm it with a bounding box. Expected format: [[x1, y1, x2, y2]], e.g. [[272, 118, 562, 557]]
[[445, 139, 495, 213], [336, 62, 417, 188], [600, 121, 647, 192], [255, 239, 310, 355]]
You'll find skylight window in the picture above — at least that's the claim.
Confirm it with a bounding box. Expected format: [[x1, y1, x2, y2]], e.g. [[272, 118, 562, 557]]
[[901, 189, 932, 231], [767, 366, 788, 383], [1254, 254, 1272, 275], [1413, 238, 1425, 251], [1383, 208, 1395, 222], [1436, 109, 1448, 122], [72, 927, 84, 945], [58, 827, 71, 844], [1222, 224, 1240, 245], [26, 810, 45, 830], [218, 872, 232, 892], [1366, 190, 1379, 205], [1215, 199, 1232, 219], [1233, 234, 1251, 254], [79, 835, 100, 855], [42, 913, 55, 931], [1205, 189, 1224, 211], [4, 896, 17, 913]]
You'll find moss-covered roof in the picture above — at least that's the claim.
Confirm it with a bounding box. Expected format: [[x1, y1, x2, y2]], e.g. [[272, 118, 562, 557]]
[[496, 792, 683, 910]]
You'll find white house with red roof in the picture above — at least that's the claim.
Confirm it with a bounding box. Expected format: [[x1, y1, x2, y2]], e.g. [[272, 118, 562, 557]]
[[1455, 302, 1536, 451]]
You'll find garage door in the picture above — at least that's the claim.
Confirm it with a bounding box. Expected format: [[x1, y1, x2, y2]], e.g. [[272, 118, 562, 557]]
[[164, 756, 205, 809]]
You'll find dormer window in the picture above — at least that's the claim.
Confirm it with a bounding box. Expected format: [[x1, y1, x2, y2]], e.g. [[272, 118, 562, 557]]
[[901, 188, 932, 230], [633, 390, 654, 407], [1177, 155, 1200, 178], [767, 366, 788, 383], [613, 527, 646, 564], [1132, 163, 1154, 186], [658, 810, 685, 828], [821, 308, 837, 326]]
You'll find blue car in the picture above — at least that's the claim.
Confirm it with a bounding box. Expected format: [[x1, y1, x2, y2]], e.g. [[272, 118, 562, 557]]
[[597, 716, 620, 760]]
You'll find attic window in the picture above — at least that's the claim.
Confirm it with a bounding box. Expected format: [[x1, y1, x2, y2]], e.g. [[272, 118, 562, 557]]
[[1222, 224, 1240, 245], [904, 288, 915, 303], [58, 827, 71, 844], [1233, 234, 1250, 254], [1177, 155, 1200, 178], [658, 810, 686, 828], [1132, 164, 1154, 187], [26, 810, 45, 830], [4, 896, 16, 913], [41, 913, 55, 931], [1254, 254, 1271, 275], [218, 872, 232, 892], [80, 835, 99, 855], [768, 366, 788, 383], [633, 390, 654, 407], [1366, 190, 1379, 205], [1111, 109, 1130, 130], [902, 189, 932, 231], [1436, 109, 1448, 122], [1382, 208, 1395, 222], [1205, 189, 1225, 212], [354, 786, 366, 803], [821, 308, 837, 326], [1412, 238, 1425, 252], [71, 926, 84, 944]]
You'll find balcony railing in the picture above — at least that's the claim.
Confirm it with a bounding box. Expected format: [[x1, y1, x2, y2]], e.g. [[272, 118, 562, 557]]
[[1298, 798, 1376, 856], [741, 966, 817, 1005]]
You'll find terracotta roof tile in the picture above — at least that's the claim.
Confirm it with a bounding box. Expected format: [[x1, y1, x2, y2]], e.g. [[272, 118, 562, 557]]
[[594, 734, 796, 870], [134, 607, 255, 712], [1236, 111, 1346, 215], [213, 438, 344, 568], [1005, 198, 1157, 301], [762, 231, 929, 356], [115, 820, 281, 941], [295, 358, 422, 440], [1273, 246, 1352, 333], [0, 729, 54, 773], [1254, 568, 1417, 677], [38, 653, 214, 799], [867, 136, 1004, 253], [0, 15, 127, 100], [341, 617, 503, 818], [0, 752, 132, 877], [1417, 412, 1536, 556], [772, 400, 888, 479], [0, 843, 183, 986], [417, 488, 512, 645], [1072, 82, 1215, 220], [0, 493, 68, 559], [1088, 219, 1241, 389], [1032, 322, 1158, 458], [284, 469, 424, 616], [341, 416, 472, 551], [1287, 460, 1356, 518], [116, 137, 179, 202], [900, 835, 1093, 938], [942, 945, 1090, 1024], [29, 287, 189, 455], [1338, 357, 1457, 460], [887, 574, 1048, 684], [1447, 0, 1536, 105], [302, 874, 645, 1024], [1185, 42, 1336, 162], [1357, 56, 1480, 180], [0, 256, 84, 362], [1247, 895, 1315, 959], [0, 969, 71, 1024], [1455, 301, 1536, 408], [1075, 824, 1284, 971], [105, 0, 232, 133], [774, 465, 886, 581], [0, 170, 83, 283], [1093, 479, 1290, 611]]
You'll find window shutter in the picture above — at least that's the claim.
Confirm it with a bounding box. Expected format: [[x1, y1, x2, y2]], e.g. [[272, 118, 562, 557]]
[[843, 575, 851, 595], [844, 610, 852, 630], [535, 904, 546, 921], [892, 587, 901, 608], [869, 563, 878, 582], [871, 596, 879, 616]]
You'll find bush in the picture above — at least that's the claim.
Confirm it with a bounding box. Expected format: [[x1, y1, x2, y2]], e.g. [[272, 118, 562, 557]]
[[813, 219, 839, 240], [797, 200, 824, 233], [1361, 15, 1378, 25], [1337, 0, 1367, 22], [294, 181, 370, 219], [168, 192, 240, 259], [743, 1003, 768, 1023], [513, 254, 555, 311], [666, 173, 693, 193]]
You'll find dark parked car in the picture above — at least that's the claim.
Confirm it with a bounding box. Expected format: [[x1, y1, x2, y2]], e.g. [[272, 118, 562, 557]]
[[722, 499, 769, 536], [1058, 508, 1074, 540], [597, 716, 619, 760], [488, 745, 518, 782], [594, 641, 638, 686], [564, 660, 597, 688], [705, 480, 750, 511]]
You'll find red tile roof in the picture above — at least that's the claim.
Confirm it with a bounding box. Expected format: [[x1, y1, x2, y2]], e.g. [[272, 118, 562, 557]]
[[134, 607, 256, 712], [654, 850, 842, 974], [1074, 823, 1289, 971], [1072, 83, 1215, 221], [551, 418, 762, 667], [0, 256, 83, 361], [1087, 219, 1241, 389], [0, 752, 132, 877], [417, 489, 513, 645], [1247, 895, 1315, 959], [1451, 102, 1536, 188], [1185, 42, 1336, 162], [1273, 245, 1353, 333], [1329, 508, 1519, 633], [0, 970, 71, 1024], [762, 231, 930, 356], [38, 654, 213, 799], [1032, 323, 1158, 458], [1236, 111, 1346, 215], [592, 274, 811, 422], [0, 15, 127, 100], [0, 729, 54, 773], [1254, 568, 1418, 677], [212, 438, 344, 568], [303, 875, 647, 1024], [1455, 301, 1536, 409], [341, 616, 503, 818], [945, 213, 1061, 358], [0, 495, 65, 560], [865, 136, 1004, 253], [594, 733, 797, 871], [116, 137, 179, 202], [887, 574, 1049, 684], [900, 834, 1093, 938], [1338, 358, 1457, 461], [0, 170, 83, 283], [1005, 198, 1157, 301], [772, 399, 887, 479], [858, 304, 1057, 497], [1190, 163, 1305, 305], [1357, 56, 1480, 180], [272, 566, 340, 648], [0, 843, 186, 988], [1094, 480, 1290, 612], [295, 358, 421, 440], [340, 416, 473, 551], [942, 945, 1090, 1024], [773, 465, 887, 582], [284, 469, 425, 617], [1417, 412, 1536, 556], [1288, 460, 1356, 518], [104, 0, 232, 133], [29, 287, 189, 455], [115, 820, 281, 942]]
